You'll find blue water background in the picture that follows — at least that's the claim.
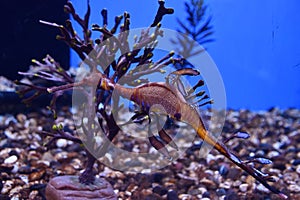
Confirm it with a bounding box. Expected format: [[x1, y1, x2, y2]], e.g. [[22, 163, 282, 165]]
[[70, 0, 300, 110]]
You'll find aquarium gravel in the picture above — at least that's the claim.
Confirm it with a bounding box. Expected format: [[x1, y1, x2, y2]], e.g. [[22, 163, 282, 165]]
[[0, 107, 299, 199]]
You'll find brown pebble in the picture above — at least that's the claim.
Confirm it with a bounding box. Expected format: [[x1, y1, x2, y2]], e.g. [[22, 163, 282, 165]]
[[226, 168, 241, 180], [16, 114, 27, 124], [60, 165, 76, 175], [200, 178, 217, 189], [29, 169, 46, 181]]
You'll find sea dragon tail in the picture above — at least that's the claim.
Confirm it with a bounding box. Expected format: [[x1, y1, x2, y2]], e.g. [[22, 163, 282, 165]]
[[196, 126, 288, 199]]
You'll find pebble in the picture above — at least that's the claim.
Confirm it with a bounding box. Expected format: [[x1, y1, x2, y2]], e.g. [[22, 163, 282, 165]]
[[9, 186, 23, 196], [1, 180, 13, 194], [18, 165, 31, 174], [206, 154, 216, 164], [4, 155, 18, 164], [219, 164, 229, 176], [296, 166, 300, 174], [226, 168, 241, 180], [225, 189, 239, 200], [4, 116, 17, 126], [267, 151, 280, 158], [216, 188, 226, 196], [61, 165, 76, 175], [4, 130, 16, 140], [200, 178, 217, 189], [70, 158, 83, 170], [16, 114, 26, 123], [256, 184, 270, 193], [29, 169, 46, 181], [11, 163, 19, 174], [292, 159, 300, 166], [239, 183, 248, 192], [178, 194, 192, 199], [153, 185, 168, 195], [233, 180, 242, 187], [288, 184, 300, 193], [167, 190, 179, 200], [198, 187, 207, 194], [202, 191, 210, 198], [29, 191, 39, 199], [283, 172, 299, 182], [219, 181, 231, 189], [271, 142, 280, 150], [56, 139, 68, 148], [151, 172, 165, 183], [188, 188, 201, 195], [28, 118, 37, 127], [19, 175, 29, 184]]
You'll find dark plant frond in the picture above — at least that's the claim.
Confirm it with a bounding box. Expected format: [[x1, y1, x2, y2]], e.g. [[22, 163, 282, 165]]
[[151, 0, 174, 27], [172, 0, 214, 60], [16, 0, 177, 185]]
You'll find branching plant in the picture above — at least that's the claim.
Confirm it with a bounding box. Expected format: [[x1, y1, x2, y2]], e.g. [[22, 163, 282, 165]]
[[16, 0, 177, 184]]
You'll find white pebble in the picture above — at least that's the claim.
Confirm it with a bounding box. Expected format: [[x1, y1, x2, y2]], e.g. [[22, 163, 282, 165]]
[[106, 153, 113, 163], [272, 142, 281, 150], [4, 130, 16, 140], [204, 169, 214, 176], [11, 163, 19, 173], [179, 194, 192, 199], [206, 154, 216, 164], [219, 181, 231, 189], [56, 139, 68, 148], [198, 187, 207, 194], [0, 148, 10, 156], [288, 184, 300, 193], [4, 155, 18, 164], [233, 180, 242, 187], [267, 151, 280, 158], [114, 189, 119, 194], [9, 186, 23, 197], [0, 139, 7, 147], [249, 152, 255, 157], [256, 184, 270, 193], [11, 196, 20, 200], [141, 169, 151, 173], [29, 191, 39, 199], [125, 191, 132, 196], [1, 180, 13, 194], [296, 165, 300, 174], [20, 175, 29, 184], [4, 116, 17, 125], [239, 183, 249, 192]]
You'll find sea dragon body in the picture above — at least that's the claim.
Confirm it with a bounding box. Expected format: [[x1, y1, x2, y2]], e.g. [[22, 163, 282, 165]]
[[111, 80, 287, 199], [115, 82, 223, 152]]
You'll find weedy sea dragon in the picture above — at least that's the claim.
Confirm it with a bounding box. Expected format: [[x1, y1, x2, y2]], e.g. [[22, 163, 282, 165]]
[[96, 68, 288, 199]]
